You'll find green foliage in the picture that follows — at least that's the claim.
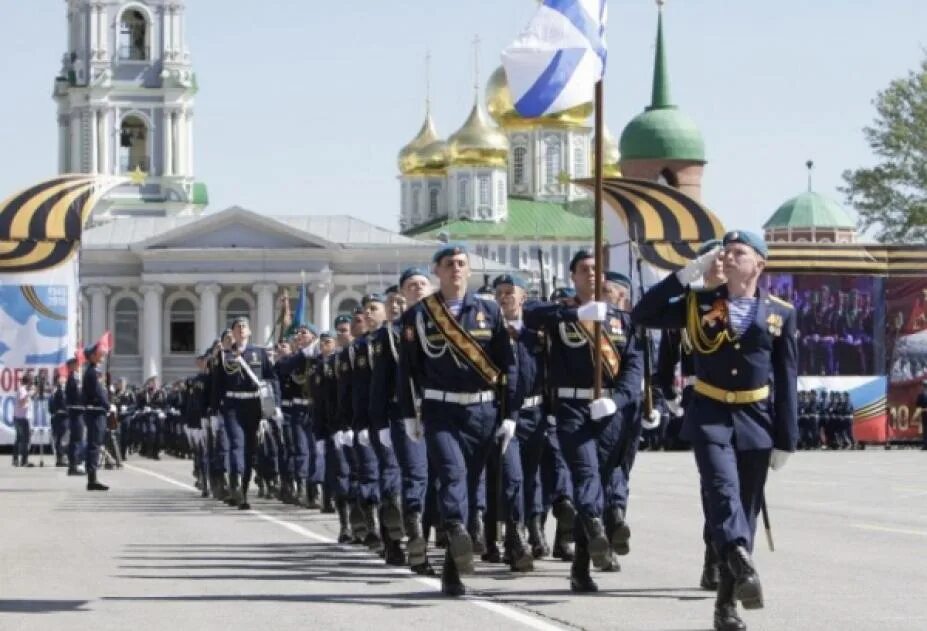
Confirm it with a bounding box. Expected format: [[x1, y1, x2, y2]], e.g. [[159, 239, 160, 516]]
[[841, 56, 927, 243]]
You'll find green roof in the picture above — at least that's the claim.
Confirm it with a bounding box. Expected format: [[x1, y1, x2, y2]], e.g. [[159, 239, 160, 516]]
[[618, 8, 705, 162], [404, 198, 593, 240], [763, 191, 856, 230], [192, 181, 209, 206]]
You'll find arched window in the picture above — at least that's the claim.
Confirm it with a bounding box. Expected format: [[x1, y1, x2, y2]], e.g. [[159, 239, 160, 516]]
[[225, 298, 251, 328], [429, 188, 439, 218], [336, 298, 359, 317], [658, 168, 679, 188], [119, 9, 148, 61], [513, 146, 527, 186], [574, 143, 586, 178], [545, 138, 562, 186], [169, 298, 196, 353], [497, 180, 505, 207], [411, 185, 421, 221], [458, 176, 470, 211], [114, 298, 139, 355], [119, 115, 149, 173]]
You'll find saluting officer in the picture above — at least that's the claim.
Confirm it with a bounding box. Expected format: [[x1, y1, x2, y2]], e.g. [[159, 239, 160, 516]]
[[398, 244, 519, 597], [632, 230, 798, 631], [81, 342, 112, 491], [213, 316, 281, 511], [523, 250, 642, 593]]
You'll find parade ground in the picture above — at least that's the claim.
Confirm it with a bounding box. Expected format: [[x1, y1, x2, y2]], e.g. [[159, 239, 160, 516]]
[[1, 450, 925, 631]]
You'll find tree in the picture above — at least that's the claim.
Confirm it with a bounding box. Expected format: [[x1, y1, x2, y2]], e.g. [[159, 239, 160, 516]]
[[841, 55, 927, 243]]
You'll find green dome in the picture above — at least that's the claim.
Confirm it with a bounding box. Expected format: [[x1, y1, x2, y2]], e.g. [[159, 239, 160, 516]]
[[619, 107, 705, 162], [763, 191, 856, 230]]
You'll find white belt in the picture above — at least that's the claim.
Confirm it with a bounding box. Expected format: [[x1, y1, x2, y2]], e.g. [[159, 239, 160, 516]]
[[556, 387, 614, 401], [67, 405, 84, 411], [282, 398, 309, 407], [521, 395, 543, 410], [292, 398, 309, 406], [423, 389, 495, 405], [684, 376, 697, 387], [225, 391, 260, 400]]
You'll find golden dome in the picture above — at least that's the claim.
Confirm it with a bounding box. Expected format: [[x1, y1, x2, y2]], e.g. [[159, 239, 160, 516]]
[[486, 65, 593, 129], [398, 113, 444, 175], [419, 139, 450, 173], [448, 101, 509, 168]]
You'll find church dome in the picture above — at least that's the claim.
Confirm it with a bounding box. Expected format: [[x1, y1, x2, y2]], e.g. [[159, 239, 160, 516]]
[[447, 102, 509, 168], [398, 113, 444, 175], [486, 66, 592, 129], [763, 191, 856, 230]]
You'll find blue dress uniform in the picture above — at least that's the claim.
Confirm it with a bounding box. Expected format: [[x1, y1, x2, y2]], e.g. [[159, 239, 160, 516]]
[[185, 367, 211, 496], [213, 338, 280, 509], [276, 346, 316, 506], [398, 283, 519, 594], [49, 382, 68, 466], [65, 366, 85, 474], [632, 230, 798, 627], [81, 351, 110, 490], [524, 294, 643, 580]]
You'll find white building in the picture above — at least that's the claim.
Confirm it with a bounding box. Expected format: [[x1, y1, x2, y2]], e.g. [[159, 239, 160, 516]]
[[59, 0, 507, 384]]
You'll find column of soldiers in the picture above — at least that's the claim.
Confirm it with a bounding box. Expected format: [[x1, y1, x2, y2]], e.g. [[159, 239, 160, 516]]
[[84, 234, 794, 631]]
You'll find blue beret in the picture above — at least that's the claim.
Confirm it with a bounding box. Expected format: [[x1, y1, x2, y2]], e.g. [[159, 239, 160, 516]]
[[292, 322, 319, 336], [697, 239, 722, 256], [605, 271, 631, 289], [433, 243, 468, 264], [84, 343, 98, 357], [492, 273, 527, 290], [723, 230, 768, 259], [569, 249, 594, 272], [550, 287, 576, 301], [320, 331, 334, 340], [352, 306, 365, 316], [362, 293, 385, 306], [333, 314, 352, 327], [399, 267, 429, 287], [384, 284, 399, 295]]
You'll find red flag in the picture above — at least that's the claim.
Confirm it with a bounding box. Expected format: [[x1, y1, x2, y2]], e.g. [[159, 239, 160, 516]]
[[97, 330, 112, 354]]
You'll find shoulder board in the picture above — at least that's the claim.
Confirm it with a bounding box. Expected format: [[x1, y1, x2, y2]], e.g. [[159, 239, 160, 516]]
[[768, 295, 794, 310]]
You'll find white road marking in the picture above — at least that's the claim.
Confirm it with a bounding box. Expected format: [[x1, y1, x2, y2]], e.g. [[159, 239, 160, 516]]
[[125, 464, 566, 631], [851, 523, 927, 538]]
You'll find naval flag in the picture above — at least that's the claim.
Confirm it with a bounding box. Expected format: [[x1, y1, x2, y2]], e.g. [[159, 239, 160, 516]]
[[502, 0, 607, 118]]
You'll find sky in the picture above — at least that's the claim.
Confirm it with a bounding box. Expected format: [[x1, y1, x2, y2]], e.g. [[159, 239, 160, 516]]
[[0, 0, 925, 236]]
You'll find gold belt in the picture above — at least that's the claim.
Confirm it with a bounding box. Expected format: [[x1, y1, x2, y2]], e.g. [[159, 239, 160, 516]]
[[693, 379, 769, 405]]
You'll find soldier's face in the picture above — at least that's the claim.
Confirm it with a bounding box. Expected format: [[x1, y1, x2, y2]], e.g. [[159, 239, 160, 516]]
[[495, 284, 524, 319], [571, 258, 598, 298], [401, 275, 431, 307], [604, 282, 629, 309], [336, 324, 351, 345], [364, 302, 387, 330], [722, 243, 765, 285], [321, 338, 336, 355], [233, 322, 250, 345], [386, 293, 405, 318], [433, 254, 470, 291], [350, 315, 367, 337]]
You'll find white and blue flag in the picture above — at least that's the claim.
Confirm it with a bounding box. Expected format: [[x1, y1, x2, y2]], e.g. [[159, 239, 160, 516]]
[[502, 0, 607, 118]]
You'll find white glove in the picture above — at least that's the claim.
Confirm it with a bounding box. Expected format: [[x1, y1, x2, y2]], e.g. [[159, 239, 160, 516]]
[[403, 417, 424, 442], [332, 430, 345, 449], [357, 428, 371, 447], [109, 404, 117, 414], [273, 406, 283, 422], [343, 428, 355, 446], [378, 427, 393, 450], [315, 439, 325, 456], [546, 415, 557, 427], [675, 245, 722, 286], [770, 449, 791, 471], [577, 301, 608, 322], [641, 408, 661, 430], [157, 411, 166, 420], [589, 397, 617, 421], [119, 405, 127, 414], [495, 418, 517, 454], [210, 415, 220, 431], [143, 406, 152, 413]]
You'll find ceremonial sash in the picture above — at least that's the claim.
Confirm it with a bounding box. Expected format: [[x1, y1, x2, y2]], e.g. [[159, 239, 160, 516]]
[[576, 321, 622, 380], [421, 294, 503, 387]]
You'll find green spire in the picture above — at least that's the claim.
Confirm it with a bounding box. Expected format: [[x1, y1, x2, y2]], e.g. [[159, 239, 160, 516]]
[[649, 6, 673, 110]]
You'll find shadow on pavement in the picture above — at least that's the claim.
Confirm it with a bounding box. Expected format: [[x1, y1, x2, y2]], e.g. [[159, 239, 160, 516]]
[[0, 599, 90, 614]]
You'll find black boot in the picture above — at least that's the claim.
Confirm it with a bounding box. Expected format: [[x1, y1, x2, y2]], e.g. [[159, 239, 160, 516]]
[[468, 510, 486, 556], [527, 514, 550, 559], [213, 474, 229, 501], [446, 521, 474, 574], [349, 501, 368, 543], [335, 499, 352, 543], [199, 472, 210, 498], [604, 505, 631, 556], [714, 565, 747, 630], [405, 511, 427, 567], [321, 486, 335, 514], [441, 549, 466, 597], [255, 476, 266, 499], [411, 559, 437, 576], [701, 544, 721, 591], [238, 482, 251, 510], [552, 530, 575, 561], [384, 537, 406, 566], [726, 545, 763, 610], [305, 483, 322, 510], [505, 521, 535, 572], [364, 505, 383, 553], [569, 543, 598, 593], [381, 495, 403, 542], [226, 475, 242, 506], [580, 515, 610, 570], [552, 497, 576, 537], [481, 541, 502, 564], [86, 470, 109, 491]]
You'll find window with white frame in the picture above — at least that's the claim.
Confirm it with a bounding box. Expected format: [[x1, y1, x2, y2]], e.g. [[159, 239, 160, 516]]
[[114, 298, 139, 355], [169, 298, 196, 353], [545, 137, 561, 186], [513, 146, 527, 186]]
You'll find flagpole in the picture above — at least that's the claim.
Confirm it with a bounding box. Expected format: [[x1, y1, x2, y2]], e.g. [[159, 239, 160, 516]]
[[593, 79, 604, 398]]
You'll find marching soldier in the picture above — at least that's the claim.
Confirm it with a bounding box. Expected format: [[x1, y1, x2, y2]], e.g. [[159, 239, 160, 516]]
[[523, 250, 643, 593], [81, 342, 112, 491], [49, 371, 69, 467], [398, 244, 519, 596], [186, 354, 212, 497], [632, 230, 798, 631], [65, 357, 85, 476], [325, 314, 356, 542]]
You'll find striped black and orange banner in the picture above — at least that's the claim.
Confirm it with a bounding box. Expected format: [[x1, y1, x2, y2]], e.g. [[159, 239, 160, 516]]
[[576, 177, 725, 270], [766, 243, 927, 276]]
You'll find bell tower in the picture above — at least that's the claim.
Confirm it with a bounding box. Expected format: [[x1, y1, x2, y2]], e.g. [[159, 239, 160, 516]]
[[53, 0, 207, 224]]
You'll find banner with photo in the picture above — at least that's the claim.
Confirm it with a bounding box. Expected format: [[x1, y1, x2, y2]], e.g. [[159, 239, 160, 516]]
[[797, 375, 888, 443], [764, 273, 885, 377], [885, 277, 927, 443], [0, 261, 78, 445]]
